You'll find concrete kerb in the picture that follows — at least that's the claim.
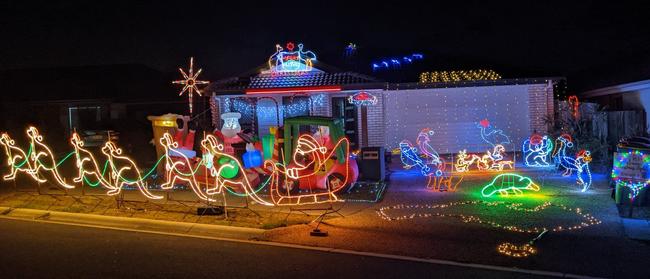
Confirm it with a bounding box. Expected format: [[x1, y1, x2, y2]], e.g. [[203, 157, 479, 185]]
[[0, 206, 265, 240]]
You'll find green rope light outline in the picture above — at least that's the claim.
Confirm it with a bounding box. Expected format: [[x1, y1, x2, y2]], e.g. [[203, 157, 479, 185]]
[[11, 145, 270, 198], [12, 144, 33, 168]]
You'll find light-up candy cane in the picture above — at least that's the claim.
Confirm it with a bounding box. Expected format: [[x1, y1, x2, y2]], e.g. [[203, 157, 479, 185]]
[[26, 127, 74, 189], [101, 141, 163, 199], [200, 134, 273, 206]]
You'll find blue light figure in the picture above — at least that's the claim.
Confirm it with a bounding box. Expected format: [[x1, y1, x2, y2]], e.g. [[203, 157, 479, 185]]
[[477, 119, 511, 147], [399, 141, 431, 176], [344, 43, 357, 57], [399, 140, 442, 177], [552, 135, 592, 192], [522, 135, 553, 167]]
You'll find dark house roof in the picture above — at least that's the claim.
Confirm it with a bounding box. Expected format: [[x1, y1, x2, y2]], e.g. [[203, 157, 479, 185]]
[[205, 61, 382, 94], [249, 72, 379, 89]]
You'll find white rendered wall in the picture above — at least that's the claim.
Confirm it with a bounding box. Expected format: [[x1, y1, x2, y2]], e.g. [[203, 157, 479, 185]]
[[382, 85, 544, 153]]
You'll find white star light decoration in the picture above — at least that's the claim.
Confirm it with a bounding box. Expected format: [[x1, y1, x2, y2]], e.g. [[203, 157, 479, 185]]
[[173, 57, 209, 114]]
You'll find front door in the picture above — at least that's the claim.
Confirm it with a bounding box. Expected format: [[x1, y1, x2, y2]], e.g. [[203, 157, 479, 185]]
[[331, 97, 359, 149]]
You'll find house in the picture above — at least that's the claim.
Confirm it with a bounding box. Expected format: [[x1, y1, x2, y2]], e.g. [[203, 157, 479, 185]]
[[205, 42, 561, 153]]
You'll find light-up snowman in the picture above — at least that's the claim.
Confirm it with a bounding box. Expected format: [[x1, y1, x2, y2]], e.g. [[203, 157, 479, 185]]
[[221, 112, 242, 138]]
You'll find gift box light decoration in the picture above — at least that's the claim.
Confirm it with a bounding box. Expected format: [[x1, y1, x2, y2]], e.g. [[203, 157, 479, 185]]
[[262, 132, 276, 160], [522, 134, 553, 167], [173, 57, 209, 115], [481, 173, 540, 197], [242, 143, 263, 169]]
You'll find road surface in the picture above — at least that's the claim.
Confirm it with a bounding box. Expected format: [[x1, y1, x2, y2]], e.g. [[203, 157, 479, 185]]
[[0, 218, 554, 278]]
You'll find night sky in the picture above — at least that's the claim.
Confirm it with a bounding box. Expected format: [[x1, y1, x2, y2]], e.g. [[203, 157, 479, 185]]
[[1, 1, 649, 90]]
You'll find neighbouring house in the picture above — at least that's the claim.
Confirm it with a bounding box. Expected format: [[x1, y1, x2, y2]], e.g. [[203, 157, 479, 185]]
[[0, 64, 190, 158], [581, 79, 649, 139]]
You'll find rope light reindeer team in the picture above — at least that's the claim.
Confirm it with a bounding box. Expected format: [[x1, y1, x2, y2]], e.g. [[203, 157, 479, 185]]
[[1, 126, 357, 206], [454, 120, 514, 173]]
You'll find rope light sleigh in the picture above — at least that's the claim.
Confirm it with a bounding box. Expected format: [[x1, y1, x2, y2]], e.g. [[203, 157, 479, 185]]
[[1, 126, 355, 207]]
